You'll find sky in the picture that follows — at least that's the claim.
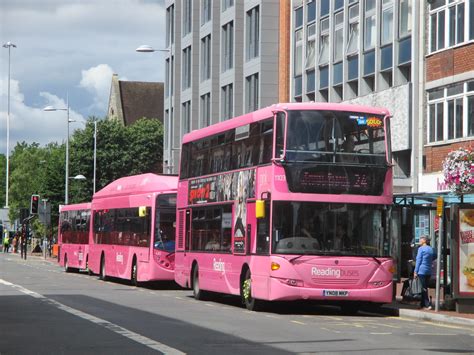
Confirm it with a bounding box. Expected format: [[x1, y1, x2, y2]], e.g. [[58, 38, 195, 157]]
[[0, 0, 166, 154]]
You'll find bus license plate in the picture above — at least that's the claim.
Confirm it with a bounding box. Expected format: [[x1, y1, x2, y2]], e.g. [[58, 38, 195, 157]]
[[323, 290, 349, 297]]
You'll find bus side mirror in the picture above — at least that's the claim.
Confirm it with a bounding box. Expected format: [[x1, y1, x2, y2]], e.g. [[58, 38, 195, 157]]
[[256, 200, 265, 219], [139, 206, 147, 217]]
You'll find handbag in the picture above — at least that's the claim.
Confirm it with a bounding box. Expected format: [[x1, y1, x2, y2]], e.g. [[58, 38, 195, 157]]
[[402, 277, 422, 301]]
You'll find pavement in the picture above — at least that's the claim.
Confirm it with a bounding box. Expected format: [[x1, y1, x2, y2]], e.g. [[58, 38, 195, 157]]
[[9, 251, 474, 328]]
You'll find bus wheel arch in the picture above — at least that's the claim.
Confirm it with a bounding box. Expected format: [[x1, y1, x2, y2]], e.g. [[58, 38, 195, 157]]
[[131, 255, 138, 287], [240, 265, 264, 311], [86, 255, 92, 275], [64, 254, 70, 273], [191, 261, 207, 300], [100, 253, 107, 281]]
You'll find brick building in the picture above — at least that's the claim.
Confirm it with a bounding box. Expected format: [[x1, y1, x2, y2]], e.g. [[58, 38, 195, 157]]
[[419, 0, 474, 192]]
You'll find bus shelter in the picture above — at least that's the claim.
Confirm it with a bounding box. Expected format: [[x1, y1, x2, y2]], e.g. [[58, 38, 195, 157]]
[[393, 192, 474, 313]]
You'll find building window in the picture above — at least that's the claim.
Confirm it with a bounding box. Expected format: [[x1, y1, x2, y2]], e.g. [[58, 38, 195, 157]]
[[246, 6, 260, 61], [318, 17, 329, 65], [333, 62, 343, 86], [295, 29, 303, 78], [166, 5, 175, 47], [306, 23, 316, 68], [222, 21, 234, 72], [399, 0, 412, 37], [165, 58, 170, 98], [347, 3, 359, 55], [334, 0, 344, 11], [348, 55, 359, 81], [321, 0, 330, 17], [307, 0, 316, 23], [222, 84, 233, 120], [222, 0, 234, 12], [170, 56, 174, 97], [398, 36, 411, 65], [381, 44, 393, 71], [306, 70, 315, 93], [182, 46, 192, 89], [427, 81, 474, 143], [183, 0, 192, 36], [182, 101, 191, 135], [245, 73, 259, 113], [200, 93, 211, 128], [429, 0, 470, 53], [364, 0, 376, 50], [319, 66, 329, 89], [381, 0, 393, 45], [201, 0, 211, 25], [201, 35, 211, 82], [449, 2, 464, 47], [295, 6, 303, 28], [334, 11, 344, 63], [364, 50, 375, 76]]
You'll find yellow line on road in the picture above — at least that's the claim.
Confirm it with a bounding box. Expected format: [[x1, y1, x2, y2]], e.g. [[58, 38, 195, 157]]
[[421, 321, 471, 331], [291, 320, 306, 325]]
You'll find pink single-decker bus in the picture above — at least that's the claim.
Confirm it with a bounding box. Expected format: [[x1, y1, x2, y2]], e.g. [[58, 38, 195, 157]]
[[174, 102, 395, 311], [58, 202, 91, 272], [88, 173, 178, 284]]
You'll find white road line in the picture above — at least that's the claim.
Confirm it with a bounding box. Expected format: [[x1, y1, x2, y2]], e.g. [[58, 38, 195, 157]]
[[0, 279, 185, 355], [370, 332, 392, 335], [408, 332, 457, 336]]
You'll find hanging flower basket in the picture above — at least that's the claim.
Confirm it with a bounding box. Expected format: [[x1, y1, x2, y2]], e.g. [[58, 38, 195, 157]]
[[442, 147, 474, 196]]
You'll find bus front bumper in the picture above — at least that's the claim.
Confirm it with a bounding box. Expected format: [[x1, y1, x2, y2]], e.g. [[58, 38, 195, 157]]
[[263, 277, 393, 303]]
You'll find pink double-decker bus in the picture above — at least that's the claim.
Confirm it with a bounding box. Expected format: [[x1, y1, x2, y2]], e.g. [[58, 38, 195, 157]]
[[58, 202, 92, 273], [175, 102, 394, 311], [88, 173, 178, 285]]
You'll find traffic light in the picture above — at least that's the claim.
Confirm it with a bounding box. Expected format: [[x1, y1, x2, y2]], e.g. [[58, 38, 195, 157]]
[[30, 194, 40, 215]]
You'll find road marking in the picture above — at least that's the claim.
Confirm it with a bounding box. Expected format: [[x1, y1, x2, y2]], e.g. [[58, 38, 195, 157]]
[[409, 332, 457, 336], [370, 332, 392, 335], [420, 321, 471, 331], [265, 315, 280, 319], [291, 320, 306, 325], [0, 278, 186, 354], [320, 327, 341, 334]]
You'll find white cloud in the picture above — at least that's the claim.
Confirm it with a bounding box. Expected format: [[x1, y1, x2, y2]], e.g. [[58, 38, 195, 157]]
[[0, 77, 85, 154], [79, 64, 116, 112]]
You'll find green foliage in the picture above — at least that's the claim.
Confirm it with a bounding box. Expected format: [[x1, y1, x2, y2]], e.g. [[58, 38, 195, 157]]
[[6, 116, 164, 233], [68, 117, 164, 204]]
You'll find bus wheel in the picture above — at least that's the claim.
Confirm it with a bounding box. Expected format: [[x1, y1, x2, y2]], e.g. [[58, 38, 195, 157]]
[[100, 256, 107, 281], [192, 265, 207, 301], [242, 269, 264, 311], [86, 256, 92, 276], [64, 255, 70, 273], [131, 260, 138, 287]]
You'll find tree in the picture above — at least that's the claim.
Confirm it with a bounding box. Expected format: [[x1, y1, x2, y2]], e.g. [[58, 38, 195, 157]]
[[68, 117, 164, 204]]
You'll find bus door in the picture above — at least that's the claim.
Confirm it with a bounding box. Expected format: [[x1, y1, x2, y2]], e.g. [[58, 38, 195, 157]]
[[246, 202, 256, 254]]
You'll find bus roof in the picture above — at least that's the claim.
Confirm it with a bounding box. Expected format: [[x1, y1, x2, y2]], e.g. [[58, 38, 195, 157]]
[[182, 102, 390, 144], [59, 202, 91, 212], [93, 173, 178, 200]]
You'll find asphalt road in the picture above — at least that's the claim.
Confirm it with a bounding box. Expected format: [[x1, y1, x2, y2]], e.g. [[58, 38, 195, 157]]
[[1, 253, 473, 355]]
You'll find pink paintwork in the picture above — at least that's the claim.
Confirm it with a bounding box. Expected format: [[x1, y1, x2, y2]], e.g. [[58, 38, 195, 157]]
[[58, 202, 91, 271], [88, 173, 178, 282], [175, 102, 394, 306]]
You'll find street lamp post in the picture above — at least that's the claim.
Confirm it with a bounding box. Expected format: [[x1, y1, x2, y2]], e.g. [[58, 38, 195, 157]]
[[44, 96, 70, 204], [93, 120, 97, 194], [3, 41, 16, 209], [136, 45, 173, 173]]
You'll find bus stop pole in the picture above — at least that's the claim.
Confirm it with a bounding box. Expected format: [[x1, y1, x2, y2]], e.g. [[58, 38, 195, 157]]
[[435, 197, 443, 312]]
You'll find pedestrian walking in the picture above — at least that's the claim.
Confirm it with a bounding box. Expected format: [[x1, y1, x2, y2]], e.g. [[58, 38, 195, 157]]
[[414, 235, 435, 310], [20, 232, 27, 260], [3, 232, 10, 253], [12, 235, 17, 253]]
